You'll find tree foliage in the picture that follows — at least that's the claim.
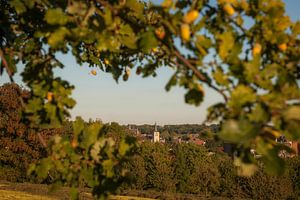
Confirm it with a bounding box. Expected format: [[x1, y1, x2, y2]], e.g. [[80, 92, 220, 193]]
[[0, 83, 62, 182], [1, 0, 300, 198], [28, 117, 136, 200], [122, 142, 299, 199]]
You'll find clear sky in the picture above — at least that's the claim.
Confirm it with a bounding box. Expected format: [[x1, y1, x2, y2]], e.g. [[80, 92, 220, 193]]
[[1, 0, 299, 125]]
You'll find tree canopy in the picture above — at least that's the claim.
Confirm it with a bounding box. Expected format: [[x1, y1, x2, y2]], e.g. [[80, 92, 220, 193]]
[[1, 0, 300, 198]]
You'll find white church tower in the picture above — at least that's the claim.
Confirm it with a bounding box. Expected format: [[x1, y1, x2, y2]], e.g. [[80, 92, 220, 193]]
[[153, 122, 160, 142]]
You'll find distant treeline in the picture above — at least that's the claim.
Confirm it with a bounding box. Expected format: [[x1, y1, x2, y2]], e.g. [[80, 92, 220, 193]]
[[128, 124, 220, 135]]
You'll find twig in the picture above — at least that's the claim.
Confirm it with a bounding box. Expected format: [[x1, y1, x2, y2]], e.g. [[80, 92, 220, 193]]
[[173, 50, 228, 102], [0, 49, 14, 82]]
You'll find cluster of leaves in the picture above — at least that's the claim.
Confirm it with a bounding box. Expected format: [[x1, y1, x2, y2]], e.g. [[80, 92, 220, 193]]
[[1, 0, 300, 196], [28, 118, 136, 200], [122, 142, 299, 199]]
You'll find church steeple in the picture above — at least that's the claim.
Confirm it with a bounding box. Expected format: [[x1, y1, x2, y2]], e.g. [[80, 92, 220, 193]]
[[153, 122, 160, 142]]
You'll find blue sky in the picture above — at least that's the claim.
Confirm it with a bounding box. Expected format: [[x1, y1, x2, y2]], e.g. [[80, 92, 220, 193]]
[[1, 0, 299, 125]]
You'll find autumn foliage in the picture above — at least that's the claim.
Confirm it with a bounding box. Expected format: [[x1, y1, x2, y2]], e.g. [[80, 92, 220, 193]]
[[0, 83, 63, 181]]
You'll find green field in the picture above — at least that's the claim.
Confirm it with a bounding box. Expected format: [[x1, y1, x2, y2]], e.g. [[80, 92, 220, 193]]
[[0, 182, 154, 200]]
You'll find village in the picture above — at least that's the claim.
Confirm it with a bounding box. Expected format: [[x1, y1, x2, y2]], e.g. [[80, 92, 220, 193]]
[[127, 123, 300, 158]]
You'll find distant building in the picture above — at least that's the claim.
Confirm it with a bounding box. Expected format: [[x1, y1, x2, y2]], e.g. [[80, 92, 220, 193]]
[[291, 141, 300, 156], [127, 124, 141, 136], [153, 123, 160, 142], [277, 135, 300, 158], [279, 141, 300, 158], [192, 138, 206, 145]]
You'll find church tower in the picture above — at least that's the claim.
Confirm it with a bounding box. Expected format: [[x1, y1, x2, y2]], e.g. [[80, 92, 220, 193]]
[[153, 122, 160, 142]]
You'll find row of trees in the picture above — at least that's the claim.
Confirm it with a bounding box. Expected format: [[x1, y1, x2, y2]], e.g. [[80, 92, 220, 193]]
[[122, 142, 300, 199], [130, 124, 218, 135]]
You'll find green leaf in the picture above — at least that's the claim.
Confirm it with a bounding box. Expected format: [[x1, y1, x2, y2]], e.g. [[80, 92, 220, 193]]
[[248, 103, 269, 123], [220, 119, 258, 144], [165, 73, 177, 91], [27, 164, 36, 176], [184, 88, 204, 106], [48, 27, 70, 48], [120, 35, 137, 49], [213, 68, 229, 86], [218, 31, 235, 60], [45, 8, 68, 25], [119, 139, 130, 156], [81, 123, 101, 149], [119, 24, 137, 49], [103, 8, 112, 26], [285, 120, 300, 140], [139, 31, 158, 53], [234, 158, 257, 177], [228, 85, 256, 109], [10, 0, 27, 14], [73, 117, 85, 139], [70, 187, 79, 200], [284, 106, 300, 121], [195, 35, 212, 56], [125, 0, 144, 17], [36, 158, 53, 179], [256, 139, 285, 175], [81, 167, 96, 187]]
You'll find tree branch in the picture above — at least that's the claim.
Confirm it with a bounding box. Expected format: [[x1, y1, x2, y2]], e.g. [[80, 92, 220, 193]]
[[173, 50, 228, 102], [0, 49, 14, 82]]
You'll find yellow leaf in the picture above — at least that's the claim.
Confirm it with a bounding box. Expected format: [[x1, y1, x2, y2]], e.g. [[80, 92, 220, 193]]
[[155, 27, 166, 40], [223, 3, 235, 16], [47, 92, 54, 102], [278, 43, 287, 51], [252, 43, 262, 56], [183, 10, 199, 24], [91, 70, 97, 76], [104, 59, 110, 65]]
